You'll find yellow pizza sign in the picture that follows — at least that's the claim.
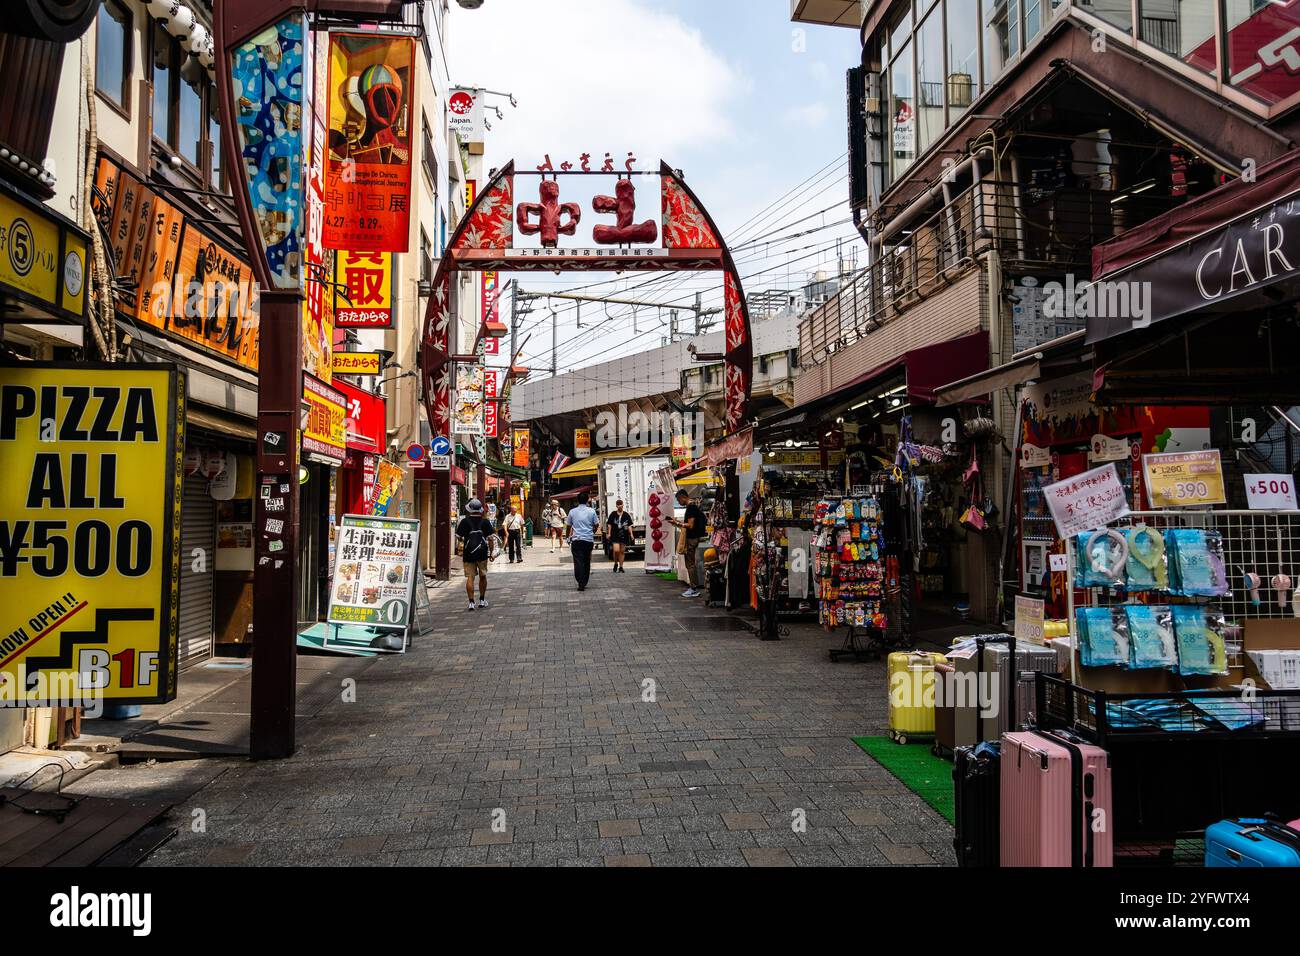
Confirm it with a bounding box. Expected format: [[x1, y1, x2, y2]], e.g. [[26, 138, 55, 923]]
[[0, 364, 183, 706]]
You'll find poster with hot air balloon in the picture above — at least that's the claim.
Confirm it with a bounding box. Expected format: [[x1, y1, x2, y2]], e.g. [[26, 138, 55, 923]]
[[323, 32, 414, 253]]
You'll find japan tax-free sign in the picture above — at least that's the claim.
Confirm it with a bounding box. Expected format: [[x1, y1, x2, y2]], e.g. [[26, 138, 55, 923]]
[[1043, 463, 1131, 538], [328, 515, 420, 630], [0, 364, 183, 706], [1143, 450, 1227, 509]]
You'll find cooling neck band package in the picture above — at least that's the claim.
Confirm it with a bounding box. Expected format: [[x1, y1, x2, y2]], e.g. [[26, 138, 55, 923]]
[[1124, 605, 1178, 670], [1166, 529, 1230, 597], [1076, 606, 1132, 667], [1171, 605, 1229, 676], [1125, 524, 1167, 592], [1074, 530, 1128, 588]]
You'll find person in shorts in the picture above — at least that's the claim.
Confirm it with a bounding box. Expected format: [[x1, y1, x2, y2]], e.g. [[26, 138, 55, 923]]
[[606, 499, 634, 573], [456, 498, 496, 611], [543, 500, 567, 551]]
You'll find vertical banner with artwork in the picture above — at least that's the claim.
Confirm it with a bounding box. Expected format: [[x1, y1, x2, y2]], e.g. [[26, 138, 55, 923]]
[[229, 16, 307, 289], [513, 428, 531, 468], [303, 62, 335, 383], [323, 32, 414, 253], [372, 458, 404, 517], [453, 364, 485, 436]]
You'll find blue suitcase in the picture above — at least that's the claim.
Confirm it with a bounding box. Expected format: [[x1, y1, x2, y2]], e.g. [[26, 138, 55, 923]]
[[1205, 818, 1300, 867]]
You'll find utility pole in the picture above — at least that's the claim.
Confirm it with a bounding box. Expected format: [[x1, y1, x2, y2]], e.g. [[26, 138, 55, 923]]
[[670, 310, 678, 343], [508, 279, 519, 369], [694, 292, 703, 335], [551, 308, 558, 377]]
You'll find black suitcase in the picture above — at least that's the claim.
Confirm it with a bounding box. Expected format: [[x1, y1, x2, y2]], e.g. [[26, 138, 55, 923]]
[[952, 742, 1000, 867]]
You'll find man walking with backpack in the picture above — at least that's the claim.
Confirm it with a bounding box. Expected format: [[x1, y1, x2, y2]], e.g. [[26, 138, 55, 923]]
[[456, 499, 496, 611]]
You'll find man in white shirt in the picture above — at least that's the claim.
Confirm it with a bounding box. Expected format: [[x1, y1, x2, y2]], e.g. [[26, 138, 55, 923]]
[[502, 505, 525, 564]]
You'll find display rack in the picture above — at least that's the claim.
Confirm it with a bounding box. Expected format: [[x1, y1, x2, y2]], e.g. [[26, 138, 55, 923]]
[[1066, 509, 1300, 684]]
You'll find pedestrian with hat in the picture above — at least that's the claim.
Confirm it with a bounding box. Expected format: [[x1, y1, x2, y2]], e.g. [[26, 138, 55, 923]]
[[456, 498, 496, 611]]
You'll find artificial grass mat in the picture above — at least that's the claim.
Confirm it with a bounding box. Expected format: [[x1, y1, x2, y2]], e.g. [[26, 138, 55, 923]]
[[852, 736, 955, 824]]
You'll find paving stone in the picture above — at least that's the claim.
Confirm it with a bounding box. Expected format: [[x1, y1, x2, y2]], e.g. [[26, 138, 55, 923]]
[[597, 819, 642, 838], [878, 843, 937, 865], [720, 812, 769, 831], [126, 551, 955, 869], [742, 847, 795, 867], [604, 854, 652, 867]]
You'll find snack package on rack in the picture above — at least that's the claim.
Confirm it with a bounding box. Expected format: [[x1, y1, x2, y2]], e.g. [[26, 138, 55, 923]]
[[1076, 606, 1132, 667], [1074, 529, 1129, 588], [1124, 524, 1168, 592], [1124, 604, 1178, 670], [1166, 529, 1230, 597], [1171, 605, 1229, 676]]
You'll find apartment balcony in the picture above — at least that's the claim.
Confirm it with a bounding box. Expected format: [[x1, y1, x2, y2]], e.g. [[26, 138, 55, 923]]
[[800, 176, 1184, 363]]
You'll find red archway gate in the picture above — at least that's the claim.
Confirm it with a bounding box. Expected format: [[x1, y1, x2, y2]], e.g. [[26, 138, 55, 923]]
[[420, 161, 754, 442]]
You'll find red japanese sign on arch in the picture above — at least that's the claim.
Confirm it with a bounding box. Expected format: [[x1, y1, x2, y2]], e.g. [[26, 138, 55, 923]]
[[420, 161, 753, 439]]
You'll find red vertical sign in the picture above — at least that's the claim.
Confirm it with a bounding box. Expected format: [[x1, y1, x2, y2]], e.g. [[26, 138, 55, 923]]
[[323, 33, 415, 253]]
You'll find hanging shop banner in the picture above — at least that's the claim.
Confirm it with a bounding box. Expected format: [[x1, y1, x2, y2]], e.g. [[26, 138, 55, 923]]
[[335, 379, 386, 454], [453, 364, 485, 436], [0, 181, 88, 324], [1020, 443, 1051, 469], [303, 106, 336, 384], [485, 399, 500, 439], [1143, 450, 1227, 509], [1043, 463, 1131, 538], [323, 32, 415, 253], [575, 428, 592, 459], [513, 428, 531, 468], [92, 155, 259, 370], [1246, 474, 1299, 511], [1088, 434, 1130, 464], [372, 459, 403, 517], [0, 364, 184, 706], [302, 374, 347, 466], [449, 88, 486, 144], [336, 250, 394, 328], [332, 351, 383, 377], [484, 368, 502, 400], [703, 427, 754, 467], [328, 515, 419, 631]]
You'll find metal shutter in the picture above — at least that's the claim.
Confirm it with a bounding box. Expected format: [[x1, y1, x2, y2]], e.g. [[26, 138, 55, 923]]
[[178, 473, 216, 668]]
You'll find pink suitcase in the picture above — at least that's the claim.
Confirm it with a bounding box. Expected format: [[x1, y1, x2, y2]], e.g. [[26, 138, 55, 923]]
[[1000, 730, 1113, 867]]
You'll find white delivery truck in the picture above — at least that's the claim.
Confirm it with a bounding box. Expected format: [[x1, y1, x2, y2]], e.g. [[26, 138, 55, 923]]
[[598, 452, 672, 559]]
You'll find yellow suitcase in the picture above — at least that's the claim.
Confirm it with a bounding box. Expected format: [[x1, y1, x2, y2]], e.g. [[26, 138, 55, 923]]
[[887, 651, 947, 744]]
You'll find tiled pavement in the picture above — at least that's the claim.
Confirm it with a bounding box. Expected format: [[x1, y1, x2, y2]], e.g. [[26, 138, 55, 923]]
[[129, 546, 956, 867]]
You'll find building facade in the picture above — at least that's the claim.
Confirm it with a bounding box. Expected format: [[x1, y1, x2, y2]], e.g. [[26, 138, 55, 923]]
[[793, 0, 1300, 621]]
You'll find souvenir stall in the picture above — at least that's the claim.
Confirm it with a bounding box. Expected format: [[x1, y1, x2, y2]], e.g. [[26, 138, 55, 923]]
[[1013, 371, 1212, 625], [1011, 456, 1300, 863]]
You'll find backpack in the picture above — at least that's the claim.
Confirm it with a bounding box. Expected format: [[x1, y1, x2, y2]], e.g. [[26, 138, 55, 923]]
[[463, 518, 492, 563]]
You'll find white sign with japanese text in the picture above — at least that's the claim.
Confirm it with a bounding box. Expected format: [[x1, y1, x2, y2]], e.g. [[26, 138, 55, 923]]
[[1043, 463, 1131, 538]]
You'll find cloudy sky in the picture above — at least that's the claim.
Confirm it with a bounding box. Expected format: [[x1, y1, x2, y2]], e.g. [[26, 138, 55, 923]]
[[447, 0, 863, 375]]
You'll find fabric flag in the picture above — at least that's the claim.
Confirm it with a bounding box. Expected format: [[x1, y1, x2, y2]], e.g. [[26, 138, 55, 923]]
[[548, 452, 571, 475]]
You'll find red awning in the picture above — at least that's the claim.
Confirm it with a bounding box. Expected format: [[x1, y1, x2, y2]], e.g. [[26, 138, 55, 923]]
[[1093, 148, 1300, 280], [904, 330, 991, 404]]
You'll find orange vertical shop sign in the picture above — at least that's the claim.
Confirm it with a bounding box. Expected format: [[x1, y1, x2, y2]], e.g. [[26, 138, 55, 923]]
[[323, 32, 414, 253]]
